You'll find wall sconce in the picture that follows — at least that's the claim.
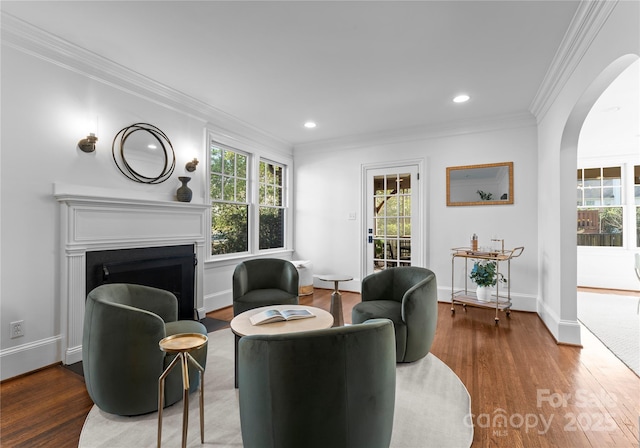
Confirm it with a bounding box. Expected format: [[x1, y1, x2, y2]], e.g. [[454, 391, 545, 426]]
[[185, 158, 199, 172], [78, 133, 98, 153]]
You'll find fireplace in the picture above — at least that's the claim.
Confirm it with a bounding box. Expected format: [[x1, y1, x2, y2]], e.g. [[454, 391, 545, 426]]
[[86, 245, 196, 320], [55, 183, 208, 364]]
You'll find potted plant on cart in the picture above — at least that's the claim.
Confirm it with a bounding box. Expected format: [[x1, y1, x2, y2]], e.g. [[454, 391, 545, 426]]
[[469, 260, 506, 302]]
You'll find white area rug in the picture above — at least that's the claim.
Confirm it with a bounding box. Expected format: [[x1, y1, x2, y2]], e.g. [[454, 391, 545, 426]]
[[578, 292, 640, 376], [80, 329, 473, 447]]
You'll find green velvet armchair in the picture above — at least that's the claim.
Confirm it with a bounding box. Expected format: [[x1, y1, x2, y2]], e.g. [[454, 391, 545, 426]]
[[82, 283, 207, 416], [232, 258, 299, 316], [352, 266, 438, 363], [238, 319, 396, 448]]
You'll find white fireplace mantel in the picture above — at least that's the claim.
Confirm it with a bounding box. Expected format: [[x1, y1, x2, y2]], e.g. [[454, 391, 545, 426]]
[[54, 183, 209, 364]]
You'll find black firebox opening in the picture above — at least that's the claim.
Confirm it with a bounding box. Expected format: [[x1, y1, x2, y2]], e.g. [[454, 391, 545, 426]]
[[86, 245, 196, 320]]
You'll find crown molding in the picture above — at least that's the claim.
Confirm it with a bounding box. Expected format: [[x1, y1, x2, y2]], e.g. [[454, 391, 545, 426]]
[[294, 111, 536, 155], [529, 0, 619, 123], [1, 12, 292, 154]]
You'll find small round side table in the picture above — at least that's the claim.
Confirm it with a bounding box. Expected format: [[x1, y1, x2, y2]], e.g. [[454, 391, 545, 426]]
[[157, 332, 208, 448], [316, 274, 353, 327]]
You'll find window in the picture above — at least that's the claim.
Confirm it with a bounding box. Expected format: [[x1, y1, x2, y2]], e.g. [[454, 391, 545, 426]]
[[210, 144, 249, 255], [576, 167, 622, 247], [209, 139, 290, 257], [259, 160, 286, 250]]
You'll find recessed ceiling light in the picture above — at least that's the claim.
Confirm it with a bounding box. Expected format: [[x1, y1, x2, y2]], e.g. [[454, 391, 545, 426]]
[[304, 121, 317, 129], [453, 94, 470, 103]]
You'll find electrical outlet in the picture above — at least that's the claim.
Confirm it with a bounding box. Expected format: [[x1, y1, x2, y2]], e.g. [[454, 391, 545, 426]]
[[10, 320, 24, 339]]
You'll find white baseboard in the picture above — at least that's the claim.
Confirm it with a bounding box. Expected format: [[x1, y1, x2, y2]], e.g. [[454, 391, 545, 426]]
[[439, 287, 581, 344], [204, 289, 232, 313], [65, 345, 82, 365], [537, 300, 582, 345], [0, 335, 63, 381]]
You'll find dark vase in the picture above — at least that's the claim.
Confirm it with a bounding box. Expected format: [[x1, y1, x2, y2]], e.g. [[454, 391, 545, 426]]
[[176, 176, 192, 202]]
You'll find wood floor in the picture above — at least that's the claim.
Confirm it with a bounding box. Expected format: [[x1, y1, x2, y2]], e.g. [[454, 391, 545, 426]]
[[1, 288, 638, 447]]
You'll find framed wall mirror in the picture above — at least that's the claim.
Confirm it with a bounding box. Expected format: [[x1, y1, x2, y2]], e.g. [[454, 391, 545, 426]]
[[446, 162, 513, 206], [112, 123, 175, 184]]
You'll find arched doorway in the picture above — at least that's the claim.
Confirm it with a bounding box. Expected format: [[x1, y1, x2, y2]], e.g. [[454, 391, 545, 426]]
[[577, 59, 639, 286], [558, 54, 639, 347]]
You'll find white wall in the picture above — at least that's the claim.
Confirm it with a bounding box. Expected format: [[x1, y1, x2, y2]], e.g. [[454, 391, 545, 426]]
[[0, 47, 198, 379], [3, 1, 637, 380], [536, 1, 639, 344], [0, 18, 292, 379], [293, 118, 539, 311]]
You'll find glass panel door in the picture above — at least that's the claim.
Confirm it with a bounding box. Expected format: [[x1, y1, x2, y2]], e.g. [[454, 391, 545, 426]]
[[365, 165, 420, 275]]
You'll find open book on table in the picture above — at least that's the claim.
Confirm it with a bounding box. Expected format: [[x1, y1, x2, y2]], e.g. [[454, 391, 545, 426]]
[[249, 308, 316, 326]]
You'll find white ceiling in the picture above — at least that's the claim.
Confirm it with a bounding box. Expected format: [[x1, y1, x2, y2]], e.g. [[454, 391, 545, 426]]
[[2, 1, 582, 146]]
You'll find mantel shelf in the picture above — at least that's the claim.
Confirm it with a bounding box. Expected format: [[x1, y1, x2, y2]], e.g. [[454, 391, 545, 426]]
[[53, 182, 209, 210]]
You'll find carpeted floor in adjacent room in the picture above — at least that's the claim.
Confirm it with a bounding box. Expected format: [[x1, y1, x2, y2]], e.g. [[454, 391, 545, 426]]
[[578, 291, 640, 376]]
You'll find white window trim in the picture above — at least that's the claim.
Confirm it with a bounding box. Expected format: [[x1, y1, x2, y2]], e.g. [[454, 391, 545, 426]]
[[577, 162, 637, 250], [257, 157, 290, 253], [205, 127, 293, 264]]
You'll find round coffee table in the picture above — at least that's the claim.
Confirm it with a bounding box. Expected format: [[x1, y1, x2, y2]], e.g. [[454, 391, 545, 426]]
[[230, 305, 333, 387]]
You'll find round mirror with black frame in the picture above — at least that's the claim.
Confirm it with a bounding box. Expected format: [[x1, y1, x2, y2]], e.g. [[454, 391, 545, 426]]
[[112, 123, 175, 184]]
